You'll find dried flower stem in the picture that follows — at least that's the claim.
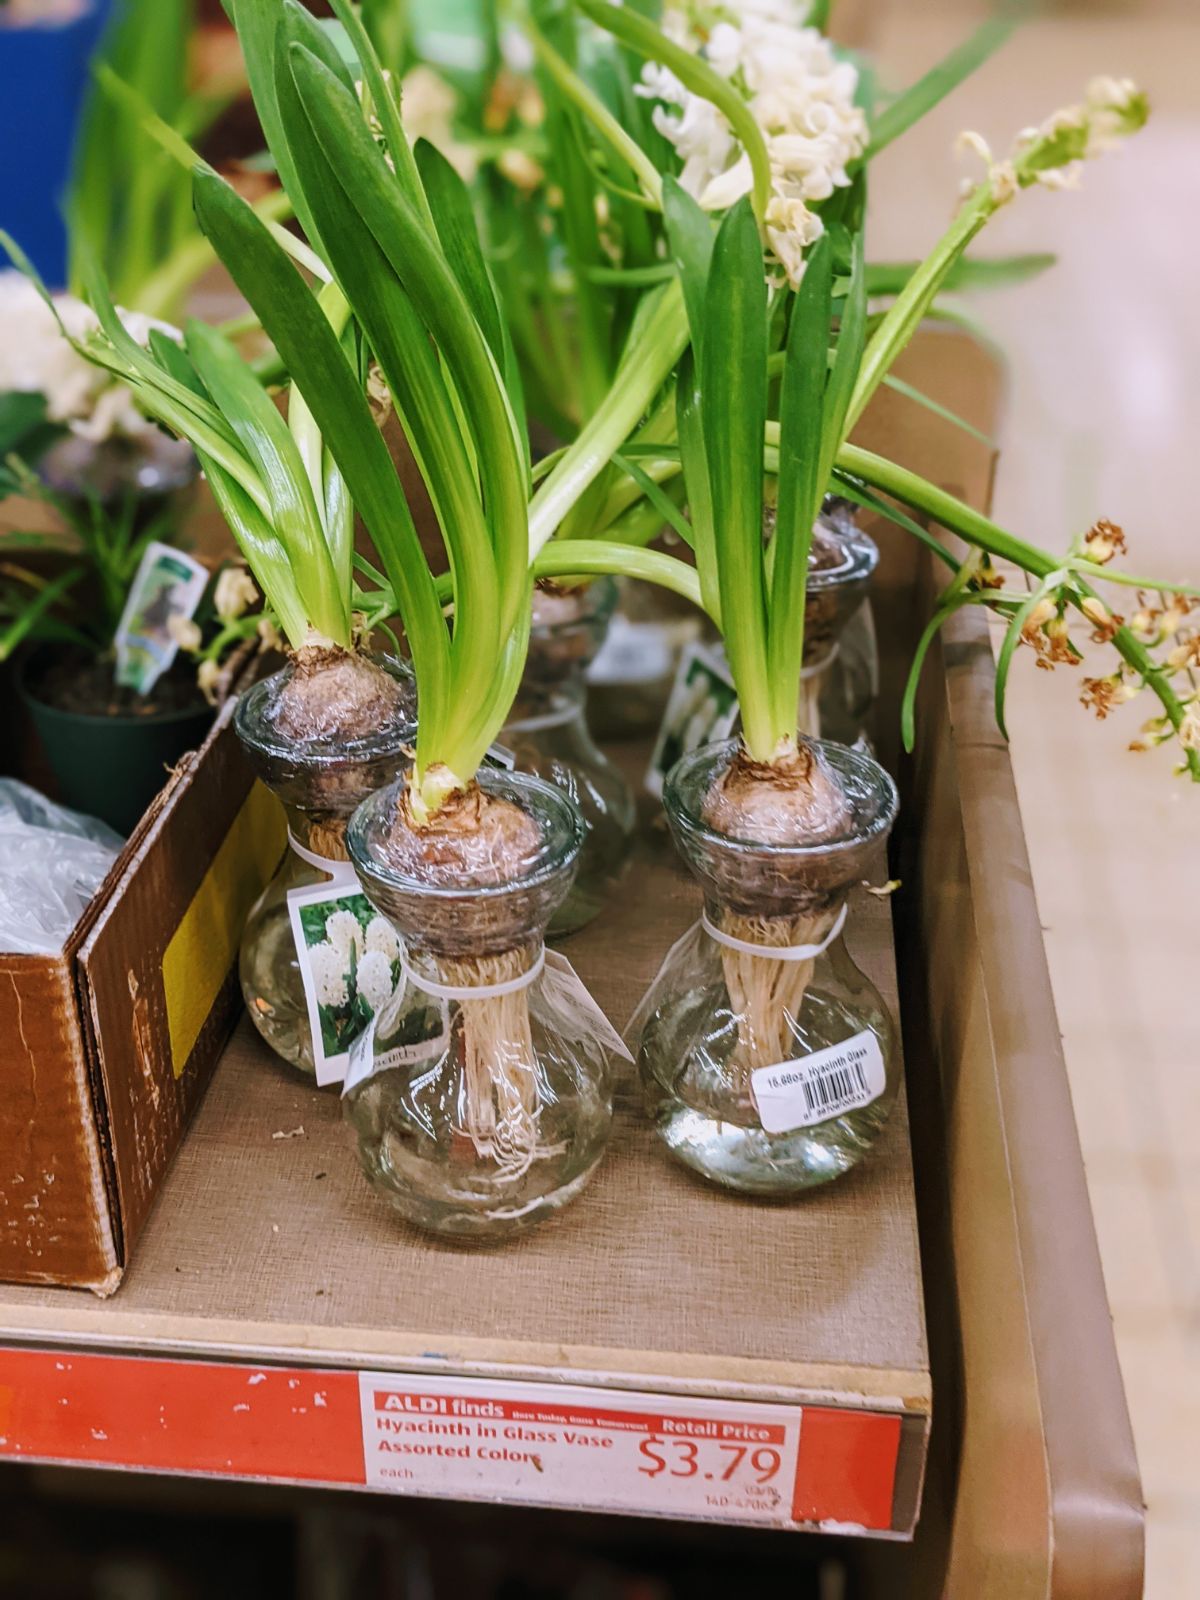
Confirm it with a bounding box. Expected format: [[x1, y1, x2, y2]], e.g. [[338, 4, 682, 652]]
[[839, 445, 1200, 779]]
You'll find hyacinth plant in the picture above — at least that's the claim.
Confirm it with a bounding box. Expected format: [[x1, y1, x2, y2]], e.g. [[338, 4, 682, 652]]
[[520, 0, 1200, 783], [85, 0, 712, 1107]]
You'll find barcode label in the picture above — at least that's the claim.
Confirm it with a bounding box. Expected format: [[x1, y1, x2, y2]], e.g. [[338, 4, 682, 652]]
[[751, 1032, 886, 1134]]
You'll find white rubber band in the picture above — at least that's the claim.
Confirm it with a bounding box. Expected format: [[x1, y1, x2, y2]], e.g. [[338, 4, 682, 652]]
[[287, 829, 359, 881], [700, 901, 847, 961], [400, 949, 546, 1001], [800, 640, 840, 679]]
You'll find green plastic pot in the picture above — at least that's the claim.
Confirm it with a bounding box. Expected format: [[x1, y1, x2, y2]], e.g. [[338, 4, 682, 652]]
[[19, 654, 215, 836]]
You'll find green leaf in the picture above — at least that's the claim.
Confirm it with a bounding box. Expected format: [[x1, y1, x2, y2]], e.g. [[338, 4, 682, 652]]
[[200, 454, 310, 647], [611, 451, 693, 548], [185, 317, 348, 643], [0, 393, 53, 456], [525, 13, 664, 210], [529, 278, 688, 554], [662, 176, 716, 362], [701, 198, 773, 758], [69, 0, 192, 303], [866, 15, 1017, 160], [675, 348, 719, 624], [845, 189, 993, 434], [768, 231, 832, 740], [326, 0, 433, 230], [819, 218, 866, 489], [900, 596, 975, 751], [862, 252, 1056, 297], [191, 163, 452, 763], [362, 0, 408, 76], [828, 475, 958, 572], [223, 0, 354, 256], [0, 566, 87, 663], [531, 541, 706, 614], [413, 139, 505, 381], [881, 373, 993, 448], [273, 55, 500, 720], [148, 327, 208, 397], [287, 43, 528, 638]]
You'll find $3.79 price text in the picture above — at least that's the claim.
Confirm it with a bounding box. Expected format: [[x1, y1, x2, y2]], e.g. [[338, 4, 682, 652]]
[[638, 1436, 783, 1484]]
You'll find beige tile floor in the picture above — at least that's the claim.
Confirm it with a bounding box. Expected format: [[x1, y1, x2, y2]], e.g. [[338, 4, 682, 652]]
[[868, 3, 1200, 1592]]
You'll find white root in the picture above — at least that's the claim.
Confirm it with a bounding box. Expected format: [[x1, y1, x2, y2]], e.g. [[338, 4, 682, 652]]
[[718, 908, 837, 1073], [440, 948, 542, 1180]]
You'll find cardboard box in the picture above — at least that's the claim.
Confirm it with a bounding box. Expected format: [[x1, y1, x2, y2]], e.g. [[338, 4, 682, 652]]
[[0, 702, 285, 1294]]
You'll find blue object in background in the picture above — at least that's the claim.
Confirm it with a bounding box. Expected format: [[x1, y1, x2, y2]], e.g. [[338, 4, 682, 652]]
[[0, 1, 112, 289]]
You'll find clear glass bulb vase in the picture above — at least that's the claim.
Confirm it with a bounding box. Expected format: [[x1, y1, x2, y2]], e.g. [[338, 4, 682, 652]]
[[506, 578, 635, 936], [632, 737, 900, 1195], [343, 770, 617, 1237], [802, 500, 880, 745], [234, 656, 416, 1078]]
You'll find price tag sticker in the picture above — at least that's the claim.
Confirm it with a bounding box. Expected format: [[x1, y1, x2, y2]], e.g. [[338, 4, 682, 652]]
[[358, 1373, 802, 1526], [751, 1031, 886, 1135]]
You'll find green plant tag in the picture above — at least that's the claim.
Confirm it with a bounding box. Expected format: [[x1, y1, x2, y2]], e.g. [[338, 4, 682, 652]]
[[113, 539, 209, 694]]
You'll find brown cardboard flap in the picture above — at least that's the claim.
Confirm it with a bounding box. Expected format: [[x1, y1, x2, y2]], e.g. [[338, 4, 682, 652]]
[[77, 701, 285, 1259], [0, 954, 118, 1290]]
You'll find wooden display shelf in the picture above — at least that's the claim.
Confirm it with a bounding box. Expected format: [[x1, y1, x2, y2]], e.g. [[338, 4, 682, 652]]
[[0, 756, 927, 1540]]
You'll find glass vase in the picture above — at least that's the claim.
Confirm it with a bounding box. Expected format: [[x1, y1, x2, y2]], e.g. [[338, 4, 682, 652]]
[[343, 769, 617, 1237], [802, 500, 879, 745], [235, 655, 416, 1078], [505, 578, 635, 935], [632, 737, 899, 1195]]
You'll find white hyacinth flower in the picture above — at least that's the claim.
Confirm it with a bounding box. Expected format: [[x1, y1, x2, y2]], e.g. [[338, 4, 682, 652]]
[[309, 941, 349, 1009], [355, 949, 397, 1013], [635, 2, 867, 284], [0, 273, 180, 443], [365, 915, 402, 964], [324, 908, 365, 963]]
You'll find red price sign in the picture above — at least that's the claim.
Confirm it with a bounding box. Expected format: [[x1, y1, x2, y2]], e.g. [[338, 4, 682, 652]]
[[359, 1376, 803, 1526], [0, 1350, 903, 1533]]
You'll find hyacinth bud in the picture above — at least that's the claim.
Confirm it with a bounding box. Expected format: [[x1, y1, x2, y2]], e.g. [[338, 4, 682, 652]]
[[257, 615, 283, 652], [198, 658, 223, 705], [167, 615, 202, 653], [1026, 598, 1056, 628], [1010, 76, 1148, 189], [1081, 596, 1111, 627], [214, 566, 259, 622]]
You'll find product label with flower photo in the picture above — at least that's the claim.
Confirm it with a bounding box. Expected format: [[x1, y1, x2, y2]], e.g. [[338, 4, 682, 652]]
[[287, 859, 407, 1087], [751, 1031, 886, 1135], [114, 540, 209, 694], [646, 642, 739, 798]]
